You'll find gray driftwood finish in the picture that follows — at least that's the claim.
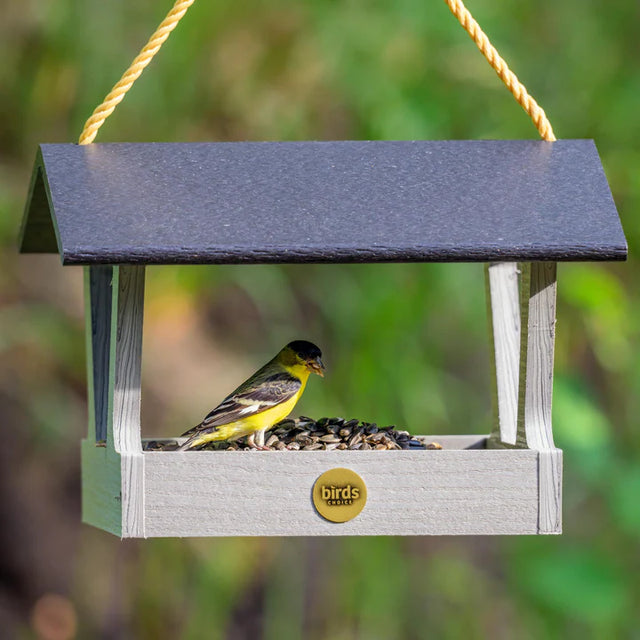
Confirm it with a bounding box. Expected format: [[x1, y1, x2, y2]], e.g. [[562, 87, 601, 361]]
[[82, 265, 146, 537], [86, 266, 112, 443], [80, 260, 563, 537], [19, 139, 626, 538], [486, 262, 562, 533], [143, 447, 540, 536]]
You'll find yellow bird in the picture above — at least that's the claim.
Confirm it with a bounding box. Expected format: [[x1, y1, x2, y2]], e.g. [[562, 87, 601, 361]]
[[178, 340, 325, 450]]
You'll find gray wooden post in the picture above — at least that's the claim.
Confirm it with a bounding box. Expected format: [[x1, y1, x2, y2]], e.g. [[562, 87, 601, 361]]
[[109, 265, 146, 537], [486, 262, 521, 445], [516, 262, 562, 533], [85, 266, 113, 443], [82, 265, 145, 537], [487, 261, 562, 533]]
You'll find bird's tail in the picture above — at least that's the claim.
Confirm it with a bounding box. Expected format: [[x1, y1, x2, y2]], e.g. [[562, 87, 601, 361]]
[[176, 425, 231, 451]]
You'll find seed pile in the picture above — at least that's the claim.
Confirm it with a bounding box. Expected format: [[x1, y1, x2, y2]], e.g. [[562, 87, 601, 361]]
[[144, 417, 442, 451]]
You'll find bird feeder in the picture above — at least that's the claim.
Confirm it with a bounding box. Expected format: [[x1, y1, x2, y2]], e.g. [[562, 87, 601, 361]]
[[19, 139, 626, 537]]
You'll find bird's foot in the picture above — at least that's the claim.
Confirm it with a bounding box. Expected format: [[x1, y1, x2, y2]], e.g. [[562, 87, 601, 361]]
[[247, 432, 270, 450], [246, 441, 271, 451]]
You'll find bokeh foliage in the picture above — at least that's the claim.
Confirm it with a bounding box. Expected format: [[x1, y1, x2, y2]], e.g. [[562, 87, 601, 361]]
[[1, 0, 639, 637]]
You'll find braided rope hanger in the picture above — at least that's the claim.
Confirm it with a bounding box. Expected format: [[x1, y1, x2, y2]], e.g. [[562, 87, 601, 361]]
[[78, 0, 195, 145], [444, 0, 555, 141], [78, 0, 555, 145]]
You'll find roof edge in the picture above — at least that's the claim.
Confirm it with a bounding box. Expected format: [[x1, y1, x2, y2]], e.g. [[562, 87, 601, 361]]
[[18, 146, 61, 255], [59, 242, 628, 266]]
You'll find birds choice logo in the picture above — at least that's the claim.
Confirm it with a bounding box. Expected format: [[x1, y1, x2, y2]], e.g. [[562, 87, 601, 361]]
[[313, 468, 367, 522]]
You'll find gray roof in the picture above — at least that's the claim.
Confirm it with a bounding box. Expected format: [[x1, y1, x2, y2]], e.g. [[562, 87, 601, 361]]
[[19, 140, 626, 264]]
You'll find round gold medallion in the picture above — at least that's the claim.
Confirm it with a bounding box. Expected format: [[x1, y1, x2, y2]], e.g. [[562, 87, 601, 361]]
[[312, 468, 367, 523]]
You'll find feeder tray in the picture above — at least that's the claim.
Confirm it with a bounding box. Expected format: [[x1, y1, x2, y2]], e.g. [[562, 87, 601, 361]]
[[19, 140, 626, 537]]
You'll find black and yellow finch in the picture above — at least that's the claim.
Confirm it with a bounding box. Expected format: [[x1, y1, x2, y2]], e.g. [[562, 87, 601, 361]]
[[178, 340, 324, 450]]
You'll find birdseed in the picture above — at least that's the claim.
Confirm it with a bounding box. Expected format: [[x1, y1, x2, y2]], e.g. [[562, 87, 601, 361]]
[[145, 417, 443, 452]]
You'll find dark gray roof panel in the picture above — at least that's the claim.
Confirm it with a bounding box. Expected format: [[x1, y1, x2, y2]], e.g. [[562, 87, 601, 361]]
[[19, 140, 627, 264]]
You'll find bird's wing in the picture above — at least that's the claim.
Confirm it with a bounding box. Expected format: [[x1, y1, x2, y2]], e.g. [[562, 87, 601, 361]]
[[183, 370, 302, 435]]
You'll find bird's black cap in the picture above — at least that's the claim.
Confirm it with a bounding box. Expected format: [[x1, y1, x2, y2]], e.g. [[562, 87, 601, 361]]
[[286, 340, 322, 359]]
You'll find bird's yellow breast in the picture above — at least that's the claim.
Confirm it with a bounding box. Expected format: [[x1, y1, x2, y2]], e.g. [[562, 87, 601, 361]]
[[216, 368, 309, 441]]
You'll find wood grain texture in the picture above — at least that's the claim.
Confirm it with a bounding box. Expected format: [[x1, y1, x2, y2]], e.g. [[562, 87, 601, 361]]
[[516, 262, 557, 450], [81, 440, 122, 537], [109, 266, 145, 454], [85, 266, 112, 442], [108, 266, 145, 537], [20, 140, 627, 264], [142, 449, 540, 537], [515, 262, 562, 533], [486, 263, 521, 445], [538, 449, 563, 533], [84, 269, 95, 442]]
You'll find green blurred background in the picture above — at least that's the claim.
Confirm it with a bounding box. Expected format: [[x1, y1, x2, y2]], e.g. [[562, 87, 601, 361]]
[[2, 0, 639, 637]]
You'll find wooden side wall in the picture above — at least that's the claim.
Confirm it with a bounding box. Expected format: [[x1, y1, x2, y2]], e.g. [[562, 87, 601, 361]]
[[143, 448, 540, 537]]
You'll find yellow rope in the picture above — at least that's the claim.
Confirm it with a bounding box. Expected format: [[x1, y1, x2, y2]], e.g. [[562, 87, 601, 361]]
[[78, 0, 555, 144], [444, 0, 556, 141], [78, 0, 195, 145]]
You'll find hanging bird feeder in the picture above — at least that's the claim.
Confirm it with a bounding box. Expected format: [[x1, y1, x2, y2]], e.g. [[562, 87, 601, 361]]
[[17, 0, 628, 537]]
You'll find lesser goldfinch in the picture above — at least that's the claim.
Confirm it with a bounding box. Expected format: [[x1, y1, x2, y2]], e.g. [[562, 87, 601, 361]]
[[178, 340, 324, 450]]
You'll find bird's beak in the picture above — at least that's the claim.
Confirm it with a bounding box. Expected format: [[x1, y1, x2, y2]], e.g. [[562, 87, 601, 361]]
[[309, 356, 325, 377]]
